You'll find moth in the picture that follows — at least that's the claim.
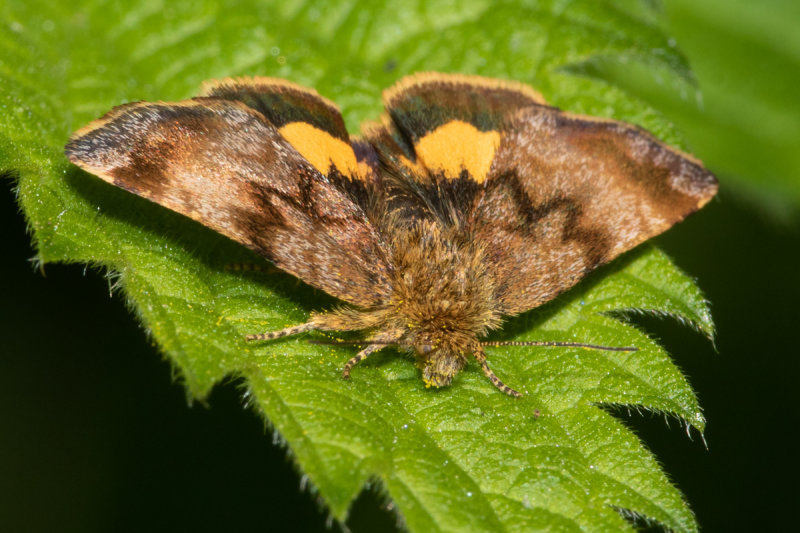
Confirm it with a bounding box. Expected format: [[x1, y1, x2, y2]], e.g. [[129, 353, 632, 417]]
[[65, 73, 718, 396]]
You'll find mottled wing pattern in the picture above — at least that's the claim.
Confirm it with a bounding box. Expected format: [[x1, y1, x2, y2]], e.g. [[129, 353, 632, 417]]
[[478, 107, 717, 314], [65, 98, 392, 307], [372, 73, 718, 316], [201, 77, 378, 215]]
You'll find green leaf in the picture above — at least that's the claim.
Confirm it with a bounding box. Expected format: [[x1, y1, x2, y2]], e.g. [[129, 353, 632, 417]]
[[2, 1, 713, 531]]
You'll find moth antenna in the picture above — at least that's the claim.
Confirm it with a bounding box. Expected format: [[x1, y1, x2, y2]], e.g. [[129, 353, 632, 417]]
[[342, 344, 385, 379], [246, 322, 317, 342], [480, 340, 638, 352], [309, 339, 400, 346], [474, 347, 521, 397]]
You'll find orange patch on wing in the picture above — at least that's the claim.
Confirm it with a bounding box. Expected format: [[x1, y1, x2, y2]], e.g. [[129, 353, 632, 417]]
[[356, 160, 375, 181], [279, 122, 359, 177], [415, 120, 500, 183]]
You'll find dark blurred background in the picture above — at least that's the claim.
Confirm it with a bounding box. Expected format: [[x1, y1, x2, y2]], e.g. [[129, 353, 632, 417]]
[[2, 0, 799, 531]]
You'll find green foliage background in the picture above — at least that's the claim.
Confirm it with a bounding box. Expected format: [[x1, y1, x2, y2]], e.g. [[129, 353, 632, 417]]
[[1, 0, 798, 532]]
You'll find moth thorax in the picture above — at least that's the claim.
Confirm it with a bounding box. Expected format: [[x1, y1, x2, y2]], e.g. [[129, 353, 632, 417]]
[[390, 222, 501, 386]]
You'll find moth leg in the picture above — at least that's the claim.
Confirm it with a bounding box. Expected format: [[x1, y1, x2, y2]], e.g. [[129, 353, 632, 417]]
[[245, 322, 317, 342], [474, 348, 521, 397], [342, 344, 385, 380], [246, 308, 385, 343]]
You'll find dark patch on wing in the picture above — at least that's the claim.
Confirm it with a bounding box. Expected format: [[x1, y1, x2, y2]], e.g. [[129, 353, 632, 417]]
[[415, 171, 482, 226], [351, 139, 381, 183], [326, 166, 372, 219], [384, 72, 545, 142], [200, 78, 349, 141], [486, 170, 611, 268]]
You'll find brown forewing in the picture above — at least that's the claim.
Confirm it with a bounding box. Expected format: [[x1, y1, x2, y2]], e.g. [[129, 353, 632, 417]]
[[473, 106, 718, 315], [65, 98, 392, 307]]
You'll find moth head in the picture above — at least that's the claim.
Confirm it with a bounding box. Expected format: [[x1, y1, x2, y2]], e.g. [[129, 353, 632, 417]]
[[414, 338, 468, 388]]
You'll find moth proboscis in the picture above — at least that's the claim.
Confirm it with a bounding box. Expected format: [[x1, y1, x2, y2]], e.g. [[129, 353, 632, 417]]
[[65, 72, 717, 396]]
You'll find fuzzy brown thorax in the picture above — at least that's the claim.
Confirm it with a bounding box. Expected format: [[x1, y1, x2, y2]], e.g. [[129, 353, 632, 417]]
[[385, 220, 503, 386], [306, 218, 503, 387]]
